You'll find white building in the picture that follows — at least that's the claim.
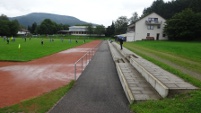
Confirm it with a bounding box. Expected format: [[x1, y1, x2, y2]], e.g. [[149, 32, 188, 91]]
[[17, 29, 29, 36], [69, 26, 88, 36], [126, 12, 168, 41], [68, 26, 105, 36]]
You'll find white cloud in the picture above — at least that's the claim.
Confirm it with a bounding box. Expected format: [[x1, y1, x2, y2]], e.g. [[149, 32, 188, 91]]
[[0, 0, 172, 27]]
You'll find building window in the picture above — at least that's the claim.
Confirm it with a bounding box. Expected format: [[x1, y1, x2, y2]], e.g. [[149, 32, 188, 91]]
[[157, 25, 161, 29], [147, 25, 154, 30], [148, 18, 158, 23], [148, 18, 152, 22], [163, 34, 166, 37], [147, 33, 150, 37], [154, 18, 158, 23]]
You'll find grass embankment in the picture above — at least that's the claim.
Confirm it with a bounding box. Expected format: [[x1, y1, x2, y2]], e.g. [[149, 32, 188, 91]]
[[0, 81, 74, 113], [124, 41, 201, 113], [0, 35, 91, 61]]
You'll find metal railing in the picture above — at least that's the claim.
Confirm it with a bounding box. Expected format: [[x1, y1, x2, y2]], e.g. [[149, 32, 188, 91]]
[[145, 20, 162, 25], [74, 43, 100, 80]]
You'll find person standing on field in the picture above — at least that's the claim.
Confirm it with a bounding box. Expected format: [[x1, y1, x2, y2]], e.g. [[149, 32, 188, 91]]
[[41, 39, 44, 45], [7, 37, 9, 44]]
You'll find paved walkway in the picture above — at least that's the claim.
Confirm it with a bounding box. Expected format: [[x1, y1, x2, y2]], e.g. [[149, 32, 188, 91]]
[[49, 41, 132, 113]]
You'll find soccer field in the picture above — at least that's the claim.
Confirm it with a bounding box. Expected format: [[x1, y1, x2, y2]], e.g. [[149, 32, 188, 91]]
[[0, 36, 90, 61]]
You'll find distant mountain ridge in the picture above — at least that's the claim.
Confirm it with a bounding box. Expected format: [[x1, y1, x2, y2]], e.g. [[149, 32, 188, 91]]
[[9, 13, 90, 27]]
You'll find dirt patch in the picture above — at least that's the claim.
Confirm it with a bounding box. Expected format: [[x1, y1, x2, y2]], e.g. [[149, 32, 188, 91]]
[[0, 40, 102, 108]]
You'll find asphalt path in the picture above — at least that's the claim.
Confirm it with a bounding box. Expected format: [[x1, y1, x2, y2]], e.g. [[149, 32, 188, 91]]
[[49, 41, 132, 113]]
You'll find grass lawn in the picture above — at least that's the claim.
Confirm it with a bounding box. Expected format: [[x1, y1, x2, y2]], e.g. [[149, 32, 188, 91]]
[[128, 41, 201, 62], [0, 36, 92, 61], [0, 81, 74, 113], [124, 41, 201, 113]]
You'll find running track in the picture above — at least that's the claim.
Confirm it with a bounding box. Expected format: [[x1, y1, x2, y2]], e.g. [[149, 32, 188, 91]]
[[0, 40, 101, 108]]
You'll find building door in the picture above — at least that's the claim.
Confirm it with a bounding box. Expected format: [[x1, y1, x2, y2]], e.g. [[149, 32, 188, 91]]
[[156, 33, 160, 40]]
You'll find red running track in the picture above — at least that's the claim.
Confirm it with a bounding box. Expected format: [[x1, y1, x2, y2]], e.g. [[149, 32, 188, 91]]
[[0, 40, 102, 108]]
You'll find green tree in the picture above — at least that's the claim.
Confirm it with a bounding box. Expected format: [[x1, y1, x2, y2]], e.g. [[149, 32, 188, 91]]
[[105, 22, 115, 37], [9, 20, 20, 36], [62, 24, 69, 30], [0, 14, 9, 21], [0, 14, 19, 36], [115, 16, 128, 35], [55, 24, 69, 32], [86, 24, 94, 36], [28, 22, 37, 34], [164, 9, 201, 40], [190, 0, 201, 12], [0, 20, 10, 36], [37, 19, 58, 35], [94, 25, 105, 36], [142, 0, 201, 20], [143, 0, 165, 16], [129, 12, 139, 24], [110, 22, 115, 36], [31, 22, 37, 34]]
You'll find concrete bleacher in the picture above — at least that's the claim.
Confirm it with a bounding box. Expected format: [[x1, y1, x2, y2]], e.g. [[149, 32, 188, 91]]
[[108, 41, 198, 103], [108, 41, 161, 103]]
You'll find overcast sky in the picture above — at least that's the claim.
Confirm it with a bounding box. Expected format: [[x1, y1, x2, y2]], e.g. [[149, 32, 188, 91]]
[[0, 0, 172, 27]]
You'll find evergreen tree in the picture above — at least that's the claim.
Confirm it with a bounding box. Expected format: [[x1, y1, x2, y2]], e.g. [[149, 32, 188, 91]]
[[105, 22, 115, 37], [28, 22, 37, 34], [142, 0, 201, 19], [31, 22, 37, 34]]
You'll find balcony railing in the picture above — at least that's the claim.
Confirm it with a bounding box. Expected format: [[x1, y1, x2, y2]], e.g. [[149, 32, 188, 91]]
[[145, 20, 162, 25]]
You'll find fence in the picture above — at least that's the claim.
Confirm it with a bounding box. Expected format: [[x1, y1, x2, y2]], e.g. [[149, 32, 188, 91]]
[[74, 44, 100, 80]]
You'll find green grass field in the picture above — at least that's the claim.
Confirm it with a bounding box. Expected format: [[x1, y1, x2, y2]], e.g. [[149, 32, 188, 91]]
[[124, 41, 201, 113], [127, 41, 201, 62], [0, 36, 91, 61]]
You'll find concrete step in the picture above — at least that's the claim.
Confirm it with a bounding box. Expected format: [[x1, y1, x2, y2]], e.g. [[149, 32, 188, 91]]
[[130, 57, 169, 98], [112, 41, 198, 98], [130, 56, 198, 97], [108, 41, 161, 103], [116, 63, 161, 102]]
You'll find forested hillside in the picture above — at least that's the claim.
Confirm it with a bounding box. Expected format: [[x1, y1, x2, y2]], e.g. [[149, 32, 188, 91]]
[[9, 13, 89, 27], [142, 0, 201, 19]]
